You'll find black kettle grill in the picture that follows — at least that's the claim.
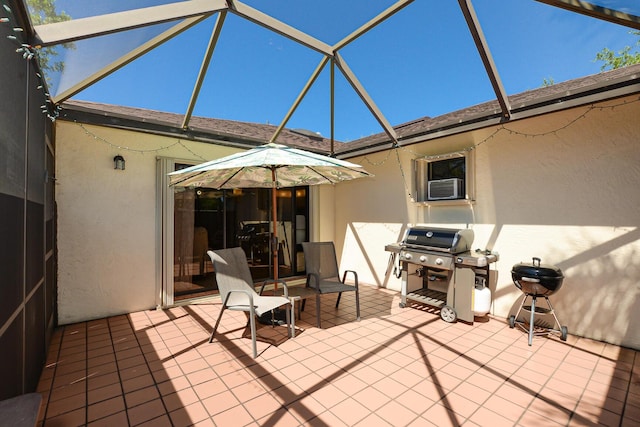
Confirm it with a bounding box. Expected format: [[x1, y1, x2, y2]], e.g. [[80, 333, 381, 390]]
[[509, 257, 568, 345]]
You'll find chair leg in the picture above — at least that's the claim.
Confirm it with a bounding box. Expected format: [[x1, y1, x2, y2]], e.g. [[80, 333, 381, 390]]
[[335, 292, 342, 308], [355, 287, 360, 321], [285, 303, 292, 338], [249, 309, 258, 358], [316, 294, 322, 328], [297, 300, 303, 319], [209, 306, 226, 343]]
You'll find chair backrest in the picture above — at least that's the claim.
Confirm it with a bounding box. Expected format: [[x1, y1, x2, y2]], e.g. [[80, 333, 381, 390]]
[[208, 248, 257, 301], [301, 242, 340, 280]]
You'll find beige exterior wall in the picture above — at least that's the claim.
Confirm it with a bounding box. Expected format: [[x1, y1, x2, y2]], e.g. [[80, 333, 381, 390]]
[[334, 96, 640, 349], [56, 95, 640, 349], [55, 120, 341, 325], [55, 121, 241, 324]]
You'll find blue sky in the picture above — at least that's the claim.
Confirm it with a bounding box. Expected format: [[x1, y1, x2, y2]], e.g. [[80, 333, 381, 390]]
[[43, 0, 639, 142]]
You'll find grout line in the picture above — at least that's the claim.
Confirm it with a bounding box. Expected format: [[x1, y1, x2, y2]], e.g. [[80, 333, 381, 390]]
[[84, 324, 88, 425], [103, 317, 129, 426], [37, 287, 640, 427], [40, 327, 63, 426], [618, 348, 636, 425], [125, 311, 176, 426]]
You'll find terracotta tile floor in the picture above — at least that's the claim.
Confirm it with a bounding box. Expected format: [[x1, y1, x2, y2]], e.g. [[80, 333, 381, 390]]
[[36, 285, 640, 426]]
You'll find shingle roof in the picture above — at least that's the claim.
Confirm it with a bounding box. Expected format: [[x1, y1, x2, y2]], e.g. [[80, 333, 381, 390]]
[[61, 63, 640, 158], [60, 100, 343, 154], [336, 63, 640, 155]]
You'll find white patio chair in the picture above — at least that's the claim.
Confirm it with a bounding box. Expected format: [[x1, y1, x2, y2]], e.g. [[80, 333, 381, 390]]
[[207, 248, 291, 358]]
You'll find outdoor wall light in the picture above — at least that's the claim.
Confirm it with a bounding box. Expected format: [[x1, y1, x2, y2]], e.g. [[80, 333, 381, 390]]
[[113, 155, 125, 170]]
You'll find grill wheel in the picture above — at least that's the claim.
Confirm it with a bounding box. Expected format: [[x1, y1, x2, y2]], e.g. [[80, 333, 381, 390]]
[[440, 305, 457, 323]]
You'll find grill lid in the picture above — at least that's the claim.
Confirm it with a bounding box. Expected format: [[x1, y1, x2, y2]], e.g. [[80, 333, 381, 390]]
[[511, 257, 564, 296], [402, 226, 474, 254], [511, 257, 564, 280]]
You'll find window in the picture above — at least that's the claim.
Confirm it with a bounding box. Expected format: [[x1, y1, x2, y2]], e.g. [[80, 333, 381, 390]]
[[414, 150, 474, 203]]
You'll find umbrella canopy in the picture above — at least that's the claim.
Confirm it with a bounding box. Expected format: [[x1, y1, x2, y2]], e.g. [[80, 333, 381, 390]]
[[169, 143, 373, 281], [168, 143, 372, 189]]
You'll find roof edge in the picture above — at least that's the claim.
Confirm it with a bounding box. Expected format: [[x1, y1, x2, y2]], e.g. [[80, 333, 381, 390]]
[[335, 64, 640, 158], [59, 65, 640, 160]]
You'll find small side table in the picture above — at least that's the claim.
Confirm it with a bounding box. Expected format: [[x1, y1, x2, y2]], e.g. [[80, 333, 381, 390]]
[[275, 286, 317, 337], [287, 294, 301, 338]]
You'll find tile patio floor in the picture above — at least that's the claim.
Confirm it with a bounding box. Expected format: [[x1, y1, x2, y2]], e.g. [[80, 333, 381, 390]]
[[36, 284, 640, 426]]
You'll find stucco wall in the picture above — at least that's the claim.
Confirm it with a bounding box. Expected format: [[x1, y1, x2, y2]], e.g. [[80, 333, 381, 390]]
[[55, 121, 240, 324], [57, 95, 640, 349], [334, 95, 640, 349]]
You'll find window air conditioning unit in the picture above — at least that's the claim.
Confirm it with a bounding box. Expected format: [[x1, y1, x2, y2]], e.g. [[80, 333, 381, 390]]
[[428, 178, 463, 200]]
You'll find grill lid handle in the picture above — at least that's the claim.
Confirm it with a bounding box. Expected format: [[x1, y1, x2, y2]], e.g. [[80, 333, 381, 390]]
[[532, 257, 541, 267]]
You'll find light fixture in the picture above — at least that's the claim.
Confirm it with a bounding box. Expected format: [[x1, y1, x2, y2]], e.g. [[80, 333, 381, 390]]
[[113, 155, 125, 170]]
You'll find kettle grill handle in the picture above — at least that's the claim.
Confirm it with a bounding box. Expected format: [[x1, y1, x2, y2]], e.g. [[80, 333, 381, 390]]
[[532, 257, 541, 267]]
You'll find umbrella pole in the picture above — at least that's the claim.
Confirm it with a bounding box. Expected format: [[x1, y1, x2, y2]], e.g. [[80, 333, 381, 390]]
[[271, 169, 278, 285]]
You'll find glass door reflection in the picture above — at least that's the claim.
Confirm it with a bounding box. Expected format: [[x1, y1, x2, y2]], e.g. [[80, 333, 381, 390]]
[[172, 183, 309, 301]]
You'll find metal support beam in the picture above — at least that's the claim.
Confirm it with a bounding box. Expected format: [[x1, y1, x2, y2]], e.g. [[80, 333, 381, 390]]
[[333, 0, 415, 51], [330, 57, 335, 155], [225, 1, 333, 56], [270, 56, 330, 143], [458, 0, 511, 119], [182, 11, 227, 129], [33, 0, 226, 47], [334, 52, 398, 144], [51, 17, 208, 103], [535, 0, 640, 30]]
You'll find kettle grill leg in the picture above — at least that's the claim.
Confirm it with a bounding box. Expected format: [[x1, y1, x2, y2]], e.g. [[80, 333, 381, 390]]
[[544, 296, 568, 341], [513, 294, 527, 322], [528, 296, 537, 346]]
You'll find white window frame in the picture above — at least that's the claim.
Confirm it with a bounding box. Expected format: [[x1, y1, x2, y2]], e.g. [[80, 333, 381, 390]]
[[413, 149, 475, 204]]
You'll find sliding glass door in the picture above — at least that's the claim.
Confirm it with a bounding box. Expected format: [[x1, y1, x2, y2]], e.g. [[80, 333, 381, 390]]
[[160, 159, 309, 304]]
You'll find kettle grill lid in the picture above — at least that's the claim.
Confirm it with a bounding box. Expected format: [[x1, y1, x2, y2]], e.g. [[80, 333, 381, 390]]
[[512, 257, 564, 279]]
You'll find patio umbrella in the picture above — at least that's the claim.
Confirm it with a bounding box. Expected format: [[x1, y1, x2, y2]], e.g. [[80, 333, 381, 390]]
[[168, 142, 373, 281]]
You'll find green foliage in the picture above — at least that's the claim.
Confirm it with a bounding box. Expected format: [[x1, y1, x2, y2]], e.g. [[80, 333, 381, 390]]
[[541, 76, 555, 87], [26, 0, 74, 84], [594, 30, 640, 71], [28, 0, 70, 25]]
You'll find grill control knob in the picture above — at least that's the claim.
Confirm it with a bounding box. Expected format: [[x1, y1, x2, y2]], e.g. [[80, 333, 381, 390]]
[[419, 255, 427, 262], [404, 253, 412, 260], [435, 258, 444, 266]]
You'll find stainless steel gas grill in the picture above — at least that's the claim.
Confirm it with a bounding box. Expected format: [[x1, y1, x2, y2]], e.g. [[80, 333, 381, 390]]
[[386, 226, 498, 323]]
